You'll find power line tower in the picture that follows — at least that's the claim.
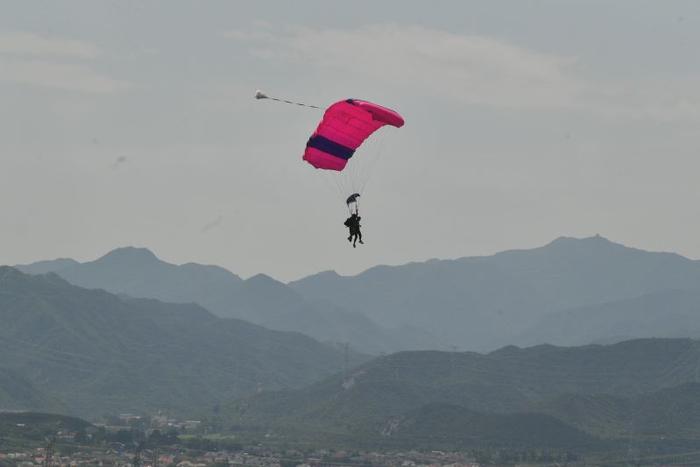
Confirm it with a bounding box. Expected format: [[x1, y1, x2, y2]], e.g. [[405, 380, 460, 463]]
[[42, 436, 55, 467], [152, 446, 160, 467], [132, 442, 143, 467]]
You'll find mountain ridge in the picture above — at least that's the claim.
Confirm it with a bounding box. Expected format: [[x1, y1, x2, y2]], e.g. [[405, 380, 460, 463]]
[[17, 235, 700, 352], [16, 250, 423, 354], [0, 266, 359, 417], [224, 338, 700, 449], [290, 235, 700, 350]]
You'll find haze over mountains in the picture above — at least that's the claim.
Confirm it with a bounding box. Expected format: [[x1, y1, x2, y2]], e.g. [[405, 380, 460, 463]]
[[291, 235, 700, 350], [0, 267, 356, 417], [7, 234, 700, 451], [17, 248, 420, 354], [516, 289, 700, 347], [18, 235, 700, 352]]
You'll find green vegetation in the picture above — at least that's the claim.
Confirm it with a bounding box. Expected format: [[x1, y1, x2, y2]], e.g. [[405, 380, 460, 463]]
[[18, 247, 420, 354], [0, 267, 358, 417], [0, 412, 90, 452], [223, 338, 700, 452]]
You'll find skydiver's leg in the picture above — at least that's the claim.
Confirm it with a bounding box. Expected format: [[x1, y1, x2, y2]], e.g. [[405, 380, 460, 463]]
[[358, 231, 363, 244]]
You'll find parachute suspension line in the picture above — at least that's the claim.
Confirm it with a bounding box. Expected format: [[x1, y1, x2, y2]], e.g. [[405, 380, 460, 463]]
[[337, 167, 352, 202], [349, 143, 366, 195], [337, 173, 352, 209], [359, 131, 388, 195], [345, 156, 357, 195], [319, 171, 345, 208], [319, 170, 348, 213], [254, 90, 322, 110], [333, 175, 346, 206], [334, 131, 388, 215]]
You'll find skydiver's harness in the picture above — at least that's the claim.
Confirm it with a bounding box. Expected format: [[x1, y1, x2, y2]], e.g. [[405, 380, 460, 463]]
[[344, 214, 361, 234]]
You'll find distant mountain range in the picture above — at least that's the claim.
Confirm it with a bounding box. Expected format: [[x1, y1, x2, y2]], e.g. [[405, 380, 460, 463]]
[[516, 289, 700, 347], [16, 248, 424, 354], [0, 267, 358, 417], [16, 235, 700, 351], [226, 338, 700, 449], [290, 235, 700, 349], [10, 236, 700, 453]]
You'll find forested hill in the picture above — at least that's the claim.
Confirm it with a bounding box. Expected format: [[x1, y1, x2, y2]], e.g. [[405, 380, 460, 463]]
[[16, 248, 420, 354], [19, 236, 700, 352], [226, 338, 700, 448], [0, 267, 356, 417]]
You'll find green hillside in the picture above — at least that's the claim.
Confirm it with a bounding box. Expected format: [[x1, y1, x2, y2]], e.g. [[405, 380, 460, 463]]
[[225, 339, 700, 449], [539, 383, 700, 440], [0, 412, 91, 440], [17, 249, 422, 354], [0, 368, 62, 413], [0, 267, 357, 417], [391, 403, 598, 450]]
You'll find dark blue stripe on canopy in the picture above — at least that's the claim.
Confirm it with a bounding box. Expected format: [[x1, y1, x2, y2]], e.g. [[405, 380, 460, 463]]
[[306, 135, 355, 160]]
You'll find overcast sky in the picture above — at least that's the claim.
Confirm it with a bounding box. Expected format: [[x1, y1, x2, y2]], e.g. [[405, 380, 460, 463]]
[[1, 1, 699, 281]]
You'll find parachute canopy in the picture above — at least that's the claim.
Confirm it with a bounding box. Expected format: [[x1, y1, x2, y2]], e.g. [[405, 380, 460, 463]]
[[303, 99, 404, 171]]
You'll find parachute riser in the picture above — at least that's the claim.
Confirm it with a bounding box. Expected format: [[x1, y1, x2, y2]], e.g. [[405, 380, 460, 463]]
[[347, 200, 359, 216], [345, 193, 360, 215]]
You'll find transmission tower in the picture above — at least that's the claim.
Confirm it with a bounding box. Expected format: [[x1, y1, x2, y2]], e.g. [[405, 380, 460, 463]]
[[42, 436, 55, 467], [152, 446, 160, 467], [132, 442, 143, 467]]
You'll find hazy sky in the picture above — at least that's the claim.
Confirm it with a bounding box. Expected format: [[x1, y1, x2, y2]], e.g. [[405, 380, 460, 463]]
[[1, 1, 699, 281]]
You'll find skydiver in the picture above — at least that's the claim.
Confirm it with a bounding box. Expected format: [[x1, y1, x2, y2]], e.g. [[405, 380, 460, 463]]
[[344, 212, 363, 248]]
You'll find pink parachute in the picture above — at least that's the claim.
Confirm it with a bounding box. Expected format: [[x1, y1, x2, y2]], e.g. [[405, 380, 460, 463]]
[[303, 99, 405, 171]]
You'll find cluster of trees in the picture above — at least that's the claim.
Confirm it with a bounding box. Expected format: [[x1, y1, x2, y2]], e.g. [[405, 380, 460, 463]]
[[71, 426, 180, 448]]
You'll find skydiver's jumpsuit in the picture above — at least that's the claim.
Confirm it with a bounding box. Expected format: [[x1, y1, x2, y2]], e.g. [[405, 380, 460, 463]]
[[346, 214, 363, 247]]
